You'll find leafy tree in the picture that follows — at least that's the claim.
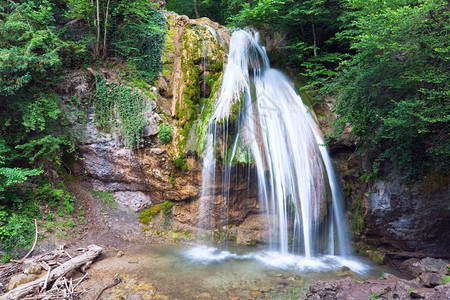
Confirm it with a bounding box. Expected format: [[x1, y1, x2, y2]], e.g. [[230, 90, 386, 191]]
[[333, 0, 450, 179], [0, 0, 73, 211], [228, 0, 348, 93], [66, 0, 166, 81]]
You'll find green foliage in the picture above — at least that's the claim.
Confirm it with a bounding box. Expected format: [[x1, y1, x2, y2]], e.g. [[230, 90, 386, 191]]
[[90, 189, 117, 209], [333, 0, 450, 180], [68, 218, 75, 229], [166, 0, 248, 25], [138, 201, 174, 224], [66, 0, 166, 81], [110, 9, 166, 83], [168, 172, 176, 186], [158, 123, 173, 145], [0, 0, 166, 258], [227, 0, 346, 97], [92, 76, 146, 149], [171, 154, 188, 171], [442, 276, 450, 285], [0, 1, 62, 96], [407, 288, 414, 296], [0, 181, 80, 261], [369, 293, 379, 299]]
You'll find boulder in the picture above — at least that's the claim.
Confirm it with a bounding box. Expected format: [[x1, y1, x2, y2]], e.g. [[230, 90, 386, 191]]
[[22, 259, 42, 275], [404, 257, 448, 277], [419, 272, 442, 288]]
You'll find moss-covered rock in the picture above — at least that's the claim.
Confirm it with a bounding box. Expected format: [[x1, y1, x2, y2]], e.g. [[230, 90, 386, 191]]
[[158, 13, 228, 161]]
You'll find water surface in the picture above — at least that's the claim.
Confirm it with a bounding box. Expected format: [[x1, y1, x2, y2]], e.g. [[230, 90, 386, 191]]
[[96, 243, 403, 299]]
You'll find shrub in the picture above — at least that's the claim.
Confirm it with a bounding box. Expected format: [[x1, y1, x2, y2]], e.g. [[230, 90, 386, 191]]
[[138, 201, 174, 224], [158, 124, 173, 145]]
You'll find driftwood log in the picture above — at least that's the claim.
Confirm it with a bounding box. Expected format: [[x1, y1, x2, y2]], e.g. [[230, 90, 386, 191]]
[[0, 245, 102, 300]]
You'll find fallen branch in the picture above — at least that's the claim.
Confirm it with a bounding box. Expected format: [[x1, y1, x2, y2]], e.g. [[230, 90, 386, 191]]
[[40, 264, 51, 293], [12, 219, 38, 263], [0, 245, 102, 300], [72, 273, 88, 290], [94, 274, 121, 300]]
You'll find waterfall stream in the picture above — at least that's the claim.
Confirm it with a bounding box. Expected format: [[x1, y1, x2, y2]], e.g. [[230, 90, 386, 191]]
[[199, 29, 351, 260]]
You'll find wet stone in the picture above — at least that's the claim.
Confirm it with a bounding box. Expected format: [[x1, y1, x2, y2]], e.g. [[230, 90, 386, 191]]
[[419, 272, 442, 287]]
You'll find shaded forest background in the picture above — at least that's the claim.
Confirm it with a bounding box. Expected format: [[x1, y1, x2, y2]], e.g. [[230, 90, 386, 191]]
[[0, 0, 448, 260]]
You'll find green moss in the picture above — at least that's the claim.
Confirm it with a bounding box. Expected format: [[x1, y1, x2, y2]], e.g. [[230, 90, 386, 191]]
[[354, 242, 369, 254], [170, 154, 187, 170], [228, 235, 237, 242], [442, 276, 450, 285], [195, 75, 222, 155], [138, 201, 174, 225], [369, 251, 385, 264], [90, 189, 117, 209], [173, 25, 226, 157], [127, 78, 156, 99], [208, 60, 223, 73], [248, 239, 257, 246], [169, 171, 176, 186], [349, 193, 365, 233]]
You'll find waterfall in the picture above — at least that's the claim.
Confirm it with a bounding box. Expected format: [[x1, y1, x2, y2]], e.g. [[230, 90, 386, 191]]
[[199, 30, 351, 258]]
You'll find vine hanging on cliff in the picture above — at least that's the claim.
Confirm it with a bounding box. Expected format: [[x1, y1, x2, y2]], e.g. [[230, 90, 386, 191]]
[[92, 75, 146, 149]]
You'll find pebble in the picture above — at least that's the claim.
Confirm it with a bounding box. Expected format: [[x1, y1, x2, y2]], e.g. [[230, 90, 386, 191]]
[[197, 292, 211, 299], [117, 250, 124, 257]]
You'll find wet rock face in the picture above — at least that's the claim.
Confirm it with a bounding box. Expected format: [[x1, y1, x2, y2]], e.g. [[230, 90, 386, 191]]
[[75, 140, 202, 212], [363, 177, 450, 254], [171, 165, 260, 231]]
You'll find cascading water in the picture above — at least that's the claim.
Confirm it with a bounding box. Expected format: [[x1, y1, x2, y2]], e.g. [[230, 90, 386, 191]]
[[198, 29, 351, 260]]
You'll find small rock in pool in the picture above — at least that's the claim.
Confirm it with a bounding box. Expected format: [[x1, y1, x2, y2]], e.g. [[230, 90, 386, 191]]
[[197, 292, 211, 299]]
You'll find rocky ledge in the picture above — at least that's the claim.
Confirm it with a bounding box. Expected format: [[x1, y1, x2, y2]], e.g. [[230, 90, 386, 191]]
[[306, 257, 450, 300]]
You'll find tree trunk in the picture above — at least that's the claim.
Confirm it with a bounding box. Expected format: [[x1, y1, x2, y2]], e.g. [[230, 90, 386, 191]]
[[193, 0, 200, 18], [6, 0, 10, 14], [311, 21, 317, 57], [96, 0, 101, 58], [103, 0, 111, 58], [0, 245, 103, 300], [90, 0, 97, 58]]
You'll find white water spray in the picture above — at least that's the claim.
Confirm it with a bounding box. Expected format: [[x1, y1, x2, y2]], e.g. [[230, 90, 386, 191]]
[[199, 30, 351, 259]]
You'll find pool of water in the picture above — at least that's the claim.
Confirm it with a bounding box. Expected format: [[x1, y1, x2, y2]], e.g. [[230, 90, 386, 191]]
[[95, 242, 403, 299]]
